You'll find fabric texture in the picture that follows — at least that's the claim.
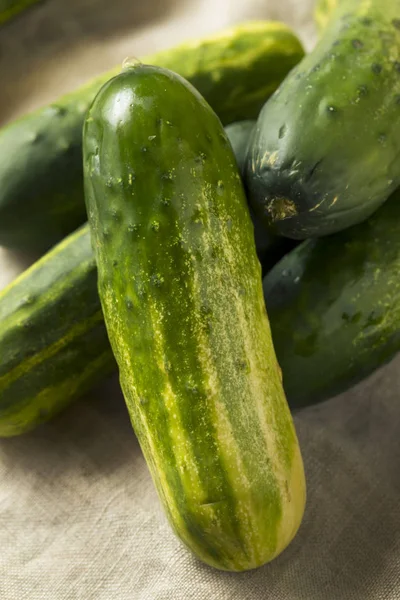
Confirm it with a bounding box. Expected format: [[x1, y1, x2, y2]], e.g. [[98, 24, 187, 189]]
[[0, 1, 399, 598]]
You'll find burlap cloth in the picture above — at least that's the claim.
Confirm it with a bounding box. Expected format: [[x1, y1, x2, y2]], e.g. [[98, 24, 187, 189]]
[[0, 1, 399, 598]]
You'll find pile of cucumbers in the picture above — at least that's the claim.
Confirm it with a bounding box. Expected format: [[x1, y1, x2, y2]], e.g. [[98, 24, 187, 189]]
[[0, 21, 305, 437], [1, 0, 400, 571]]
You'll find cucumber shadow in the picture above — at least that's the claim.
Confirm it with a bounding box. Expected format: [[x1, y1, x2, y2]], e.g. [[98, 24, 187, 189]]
[[0, 0, 182, 124]]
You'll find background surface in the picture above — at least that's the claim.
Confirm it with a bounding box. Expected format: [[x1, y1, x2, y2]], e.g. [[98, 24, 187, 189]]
[[0, 1, 399, 598]]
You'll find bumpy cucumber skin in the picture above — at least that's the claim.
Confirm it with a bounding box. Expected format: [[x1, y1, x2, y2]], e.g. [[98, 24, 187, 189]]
[[0, 21, 304, 251], [84, 65, 305, 572], [0, 226, 115, 437], [0, 120, 281, 438], [247, 0, 400, 239], [0, 0, 42, 26], [225, 120, 298, 274], [263, 189, 400, 409]]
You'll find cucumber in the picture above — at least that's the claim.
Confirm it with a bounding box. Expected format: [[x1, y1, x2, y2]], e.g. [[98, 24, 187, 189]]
[[0, 226, 115, 437], [263, 188, 400, 408], [84, 64, 306, 571], [0, 120, 281, 438], [0, 0, 42, 26], [0, 21, 304, 251], [246, 0, 400, 239], [225, 120, 298, 274], [4, 187, 400, 438], [5, 189, 399, 437]]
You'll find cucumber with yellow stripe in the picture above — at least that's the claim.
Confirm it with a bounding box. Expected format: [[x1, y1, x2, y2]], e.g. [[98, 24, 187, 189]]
[[0, 21, 304, 251], [0, 120, 286, 438], [84, 64, 306, 571], [0, 0, 43, 26], [0, 225, 115, 437]]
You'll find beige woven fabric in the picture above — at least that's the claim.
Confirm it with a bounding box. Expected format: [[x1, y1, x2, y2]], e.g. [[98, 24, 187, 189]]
[[0, 1, 399, 598]]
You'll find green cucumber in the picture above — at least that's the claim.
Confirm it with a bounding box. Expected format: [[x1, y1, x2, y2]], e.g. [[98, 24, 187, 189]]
[[263, 188, 400, 408], [0, 226, 115, 437], [0, 120, 281, 438], [0, 21, 304, 251], [84, 64, 306, 571], [225, 120, 298, 274], [4, 186, 400, 437], [246, 0, 400, 239], [0, 0, 43, 26], [5, 187, 400, 436]]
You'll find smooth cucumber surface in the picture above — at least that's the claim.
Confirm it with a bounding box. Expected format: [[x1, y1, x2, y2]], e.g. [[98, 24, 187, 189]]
[[0, 21, 304, 251], [263, 189, 400, 408], [0, 0, 42, 25], [246, 0, 400, 239], [0, 226, 114, 437], [84, 65, 305, 572]]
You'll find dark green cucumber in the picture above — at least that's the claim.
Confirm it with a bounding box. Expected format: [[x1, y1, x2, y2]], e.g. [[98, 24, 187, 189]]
[[0, 226, 115, 437], [0, 0, 43, 26], [0, 21, 304, 251], [84, 64, 305, 571], [0, 120, 278, 438], [225, 120, 298, 274], [263, 188, 400, 408], [246, 0, 400, 239]]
